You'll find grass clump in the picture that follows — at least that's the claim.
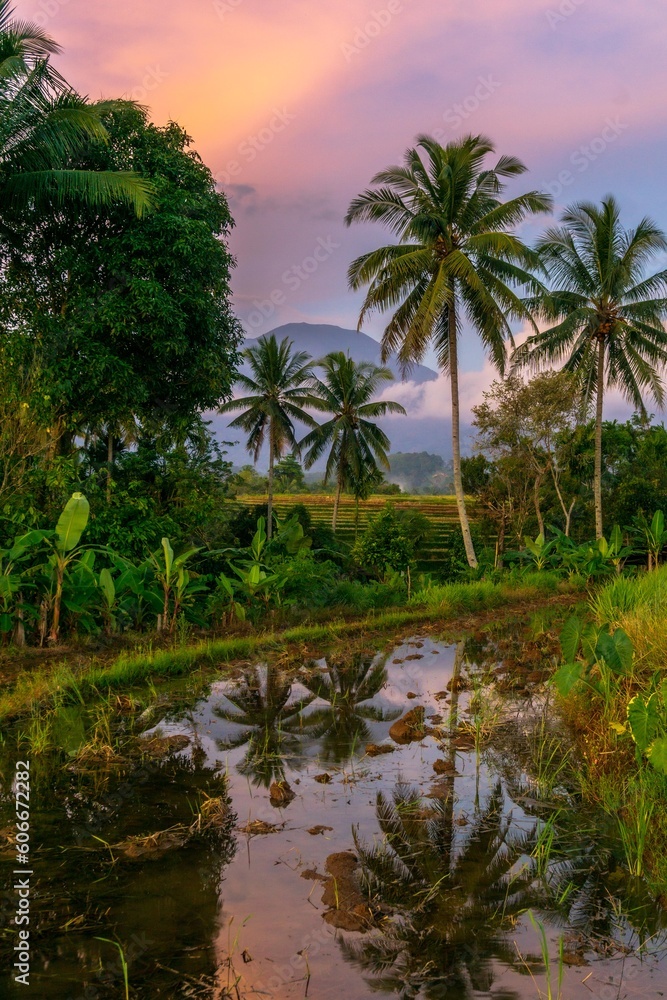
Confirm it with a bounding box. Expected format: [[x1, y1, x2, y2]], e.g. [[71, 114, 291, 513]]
[[556, 565, 667, 894]]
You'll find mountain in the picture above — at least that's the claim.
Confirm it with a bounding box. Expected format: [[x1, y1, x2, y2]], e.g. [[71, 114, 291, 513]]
[[245, 323, 438, 384], [207, 322, 450, 468]]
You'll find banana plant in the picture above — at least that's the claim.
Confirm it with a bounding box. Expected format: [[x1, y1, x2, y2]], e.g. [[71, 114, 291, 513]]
[[631, 510, 667, 571], [522, 532, 558, 571], [0, 529, 49, 644], [147, 537, 206, 632], [597, 525, 634, 575], [62, 549, 99, 632], [98, 567, 117, 633], [33, 493, 93, 644], [108, 553, 162, 629], [226, 518, 288, 610], [272, 513, 312, 555], [550, 526, 626, 580], [208, 572, 247, 627]]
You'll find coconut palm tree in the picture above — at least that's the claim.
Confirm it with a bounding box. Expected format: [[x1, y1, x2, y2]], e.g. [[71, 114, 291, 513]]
[[0, 1, 152, 217], [514, 196, 667, 538], [300, 352, 406, 530], [345, 134, 551, 567], [220, 335, 318, 539]]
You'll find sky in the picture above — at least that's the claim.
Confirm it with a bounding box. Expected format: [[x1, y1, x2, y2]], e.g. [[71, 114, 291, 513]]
[[24, 0, 667, 445]]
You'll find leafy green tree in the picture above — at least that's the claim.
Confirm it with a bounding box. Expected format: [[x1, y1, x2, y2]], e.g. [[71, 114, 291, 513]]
[[0, 1, 151, 217], [0, 353, 53, 510], [353, 506, 415, 579], [348, 464, 385, 538], [460, 454, 492, 495], [221, 335, 317, 538], [345, 134, 550, 567], [75, 419, 235, 561], [273, 452, 306, 493], [475, 452, 534, 557], [301, 353, 406, 529], [472, 371, 582, 536], [0, 105, 240, 453], [229, 466, 268, 497], [515, 197, 667, 538]]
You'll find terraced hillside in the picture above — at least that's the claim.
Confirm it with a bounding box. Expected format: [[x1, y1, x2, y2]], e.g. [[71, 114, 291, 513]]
[[236, 493, 478, 574]]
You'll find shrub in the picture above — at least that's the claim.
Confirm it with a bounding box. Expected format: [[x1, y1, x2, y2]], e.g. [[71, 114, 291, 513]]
[[278, 553, 341, 608], [353, 506, 416, 579]]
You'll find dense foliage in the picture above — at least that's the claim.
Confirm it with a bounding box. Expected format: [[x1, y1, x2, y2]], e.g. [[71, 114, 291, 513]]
[[0, 106, 242, 444]]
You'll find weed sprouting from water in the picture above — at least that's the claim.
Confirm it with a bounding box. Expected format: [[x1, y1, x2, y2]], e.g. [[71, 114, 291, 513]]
[[515, 910, 565, 1000], [528, 716, 572, 800], [531, 811, 561, 879], [94, 937, 130, 1000], [617, 786, 655, 878], [16, 713, 53, 755]]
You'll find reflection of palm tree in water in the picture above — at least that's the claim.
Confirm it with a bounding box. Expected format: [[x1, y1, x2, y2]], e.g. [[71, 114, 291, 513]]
[[213, 665, 318, 786], [300, 652, 400, 762], [343, 781, 542, 999]]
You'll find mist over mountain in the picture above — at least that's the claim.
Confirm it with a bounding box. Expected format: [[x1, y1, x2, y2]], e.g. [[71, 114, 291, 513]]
[[207, 322, 453, 469]]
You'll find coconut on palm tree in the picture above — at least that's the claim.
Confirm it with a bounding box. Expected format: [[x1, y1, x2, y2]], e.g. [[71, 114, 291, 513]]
[[300, 352, 406, 530], [0, 1, 152, 217], [345, 134, 551, 567], [219, 334, 318, 539], [515, 196, 667, 538]]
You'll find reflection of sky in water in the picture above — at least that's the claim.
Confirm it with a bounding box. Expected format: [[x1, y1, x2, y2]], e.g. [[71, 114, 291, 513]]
[[145, 637, 667, 1000]]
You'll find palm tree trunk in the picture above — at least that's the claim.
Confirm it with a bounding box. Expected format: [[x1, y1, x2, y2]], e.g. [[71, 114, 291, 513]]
[[267, 424, 274, 541], [594, 337, 605, 540], [332, 478, 342, 531], [448, 303, 478, 568]]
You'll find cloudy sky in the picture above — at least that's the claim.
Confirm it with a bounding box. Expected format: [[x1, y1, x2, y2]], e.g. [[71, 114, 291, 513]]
[[27, 0, 667, 441]]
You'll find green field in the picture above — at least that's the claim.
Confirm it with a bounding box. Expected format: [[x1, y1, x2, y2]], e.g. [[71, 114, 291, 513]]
[[236, 493, 476, 573]]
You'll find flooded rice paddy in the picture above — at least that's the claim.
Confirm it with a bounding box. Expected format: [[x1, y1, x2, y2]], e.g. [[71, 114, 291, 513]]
[[1, 630, 666, 998]]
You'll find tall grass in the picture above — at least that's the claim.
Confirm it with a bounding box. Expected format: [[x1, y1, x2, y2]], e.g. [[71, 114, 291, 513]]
[[592, 565, 667, 670], [410, 575, 563, 614], [410, 579, 503, 613], [562, 564, 667, 892], [592, 565, 667, 626]]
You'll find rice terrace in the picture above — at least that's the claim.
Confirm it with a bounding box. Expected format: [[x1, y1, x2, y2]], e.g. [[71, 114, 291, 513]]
[[2, 1, 667, 999]]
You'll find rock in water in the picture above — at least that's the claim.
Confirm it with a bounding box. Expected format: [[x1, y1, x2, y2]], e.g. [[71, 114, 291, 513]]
[[388, 706, 425, 744], [269, 780, 296, 807], [365, 743, 396, 757], [321, 852, 374, 932]]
